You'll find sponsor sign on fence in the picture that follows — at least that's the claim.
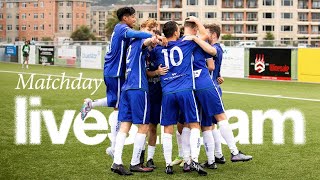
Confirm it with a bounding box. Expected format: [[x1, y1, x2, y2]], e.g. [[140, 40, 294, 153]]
[[221, 47, 245, 78], [38, 46, 55, 65], [249, 48, 291, 80], [298, 48, 320, 83], [80, 46, 102, 69]]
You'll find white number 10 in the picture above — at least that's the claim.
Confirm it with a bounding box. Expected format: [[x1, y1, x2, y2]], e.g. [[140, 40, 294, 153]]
[[161, 46, 184, 68]]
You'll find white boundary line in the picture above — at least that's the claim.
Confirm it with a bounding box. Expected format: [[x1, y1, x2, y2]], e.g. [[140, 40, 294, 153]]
[[1, 70, 319, 102], [0, 70, 102, 81], [223, 91, 320, 102]]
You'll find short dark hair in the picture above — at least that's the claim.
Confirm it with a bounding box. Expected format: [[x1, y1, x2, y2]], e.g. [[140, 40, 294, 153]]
[[204, 24, 221, 38], [184, 21, 197, 29], [163, 21, 178, 38], [116, 7, 135, 21]]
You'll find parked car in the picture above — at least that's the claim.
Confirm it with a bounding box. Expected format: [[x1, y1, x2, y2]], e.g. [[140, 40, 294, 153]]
[[236, 41, 256, 47]]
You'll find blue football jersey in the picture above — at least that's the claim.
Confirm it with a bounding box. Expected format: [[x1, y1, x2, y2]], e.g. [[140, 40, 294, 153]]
[[211, 43, 224, 83], [153, 38, 198, 94], [146, 50, 162, 104], [121, 38, 148, 92], [193, 47, 214, 90], [104, 23, 130, 77]]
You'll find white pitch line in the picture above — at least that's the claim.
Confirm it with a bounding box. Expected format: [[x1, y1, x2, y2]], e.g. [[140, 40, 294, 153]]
[[1, 70, 319, 102], [0, 70, 103, 81], [223, 91, 320, 102]]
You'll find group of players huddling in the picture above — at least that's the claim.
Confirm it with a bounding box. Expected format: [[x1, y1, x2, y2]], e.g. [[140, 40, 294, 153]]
[[80, 7, 252, 176]]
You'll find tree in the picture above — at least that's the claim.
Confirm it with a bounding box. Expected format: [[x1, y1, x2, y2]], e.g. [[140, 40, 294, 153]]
[[221, 34, 235, 46], [70, 25, 96, 41], [263, 32, 274, 47], [105, 11, 120, 39]]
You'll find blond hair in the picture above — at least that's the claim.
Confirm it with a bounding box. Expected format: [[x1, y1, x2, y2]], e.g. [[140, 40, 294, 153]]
[[141, 19, 158, 29]]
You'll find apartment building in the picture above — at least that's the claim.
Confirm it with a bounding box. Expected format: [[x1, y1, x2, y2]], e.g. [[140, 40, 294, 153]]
[[0, 0, 91, 43], [157, 0, 320, 43], [91, 4, 157, 41]]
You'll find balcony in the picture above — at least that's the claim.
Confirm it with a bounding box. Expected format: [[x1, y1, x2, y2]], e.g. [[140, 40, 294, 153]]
[[298, 1, 308, 9], [247, 1, 258, 8], [298, 31, 308, 34], [312, 1, 320, 9], [222, 17, 234, 21], [247, 17, 258, 21], [247, 31, 257, 34]]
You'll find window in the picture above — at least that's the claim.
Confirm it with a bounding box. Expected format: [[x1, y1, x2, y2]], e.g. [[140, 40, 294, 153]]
[[222, 12, 231, 20], [173, 12, 181, 20], [7, 14, 12, 19], [205, 0, 217, 5], [247, 12, 257, 21], [312, 25, 320, 33], [40, 24, 44, 30], [59, 24, 63, 31], [0, 2, 3, 8], [34, 13, 38, 19], [281, 0, 293, 6], [139, 12, 143, 18], [263, 25, 274, 31], [59, 13, 64, 18], [40, 2, 44, 7], [312, 13, 320, 21], [247, 25, 257, 33], [6, 3, 13, 8], [187, 12, 199, 17], [16, 25, 19, 31], [0, 14, 2, 19], [281, 13, 292, 19], [223, 25, 231, 32], [263, 12, 274, 19], [234, 0, 243, 7], [0, 25, 3, 31], [281, 38, 292, 44], [247, 0, 257, 8], [32, 37, 38, 41], [187, 0, 198, 5], [234, 25, 243, 33], [86, 2, 90, 7], [34, 25, 38, 31], [234, 13, 243, 21], [313, 0, 320, 8], [161, 12, 171, 20], [86, 14, 90, 19], [67, 24, 72, 31], [22, 14, 26, 19], [205, 12, 217, 18], [81, 13, 84, 18], [149, 13, 157, 18], [263, 0, 274, 6], [281, 25, 293, 31], [59, 2, 63, 6], [66, 13, 72, 18], [16, 14, 19, 19], [81, 2, 84, 7], [67, 2, 72, 6], [22, 3, 27, 8], [22, 25, 26, 31], [40, 13, 44, 19], [299, 13, 308, 21], [298, 25, 308, 34], [7, 25, 12, 31], [34, 2, 38, 7]]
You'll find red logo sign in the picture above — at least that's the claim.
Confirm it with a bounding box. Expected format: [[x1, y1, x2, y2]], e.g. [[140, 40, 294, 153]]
[[254, 54, 265, 73]]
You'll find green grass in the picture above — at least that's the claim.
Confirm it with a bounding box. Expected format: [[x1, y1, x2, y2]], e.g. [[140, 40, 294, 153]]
[[0, 62, 320, 179]]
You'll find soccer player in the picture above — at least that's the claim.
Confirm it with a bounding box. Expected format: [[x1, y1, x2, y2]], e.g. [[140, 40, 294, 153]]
[[153, 20, 216, 176], [188, 23, 252, 166], [80, 7, 153, 158], [22, 40, 30, 69], [145, 30, 169, 169], [111, 19, 164, 175]]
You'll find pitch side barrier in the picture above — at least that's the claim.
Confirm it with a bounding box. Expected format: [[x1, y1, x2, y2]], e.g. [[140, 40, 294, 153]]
[[0, 44, 319, 83]]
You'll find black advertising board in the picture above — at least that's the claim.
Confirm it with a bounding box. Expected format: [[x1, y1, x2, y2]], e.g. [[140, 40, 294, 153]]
[[39, 46, 55, 65], [249, 48, 291, 80]]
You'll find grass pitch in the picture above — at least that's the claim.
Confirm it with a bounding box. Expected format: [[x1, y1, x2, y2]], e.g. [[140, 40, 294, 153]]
[[0, 62, 320, 179]]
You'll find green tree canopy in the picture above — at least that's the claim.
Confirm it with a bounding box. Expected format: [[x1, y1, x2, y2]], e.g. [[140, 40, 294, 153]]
[[105, 11, 120, 39], [263, 32, 275, 47], [70, 25, 96, 41]]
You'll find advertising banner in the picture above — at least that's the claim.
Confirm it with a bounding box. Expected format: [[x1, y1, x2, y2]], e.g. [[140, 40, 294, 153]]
[[220, 47, 245, 78], [298, 48, 320, 83], [5, 46, 17, 56], [56, 46, 77, 67], [249, 48, 291, 80], [38, 46, 55, 65], [80, 46, 102, 69]]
